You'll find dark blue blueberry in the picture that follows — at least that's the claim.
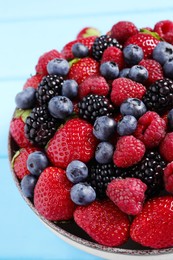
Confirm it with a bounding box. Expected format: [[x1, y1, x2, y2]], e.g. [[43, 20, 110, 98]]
[[163, 59, 173, 79], [117, 115, 137, 136], [72, 42, 89, 58], [128, 65, 148, 83], [15, 87, 36, 109], [100, 61, 119, 80], [120, 98, 147, 118], [47, 58, 70, 76], [66, 160, 88, 183], [95, 142, 114, 164], [167, 108, 173, 130], [48, 96, 73, 119], [70, 183, 96, 205], [21, 174, 37, 198], [62, 79, 78, 99], [123, 44, 144, 65], [119, 68, 130, 78], [93, 116, 116, 141], [152, 41, 173, 65], [27, 151, 49, 177]]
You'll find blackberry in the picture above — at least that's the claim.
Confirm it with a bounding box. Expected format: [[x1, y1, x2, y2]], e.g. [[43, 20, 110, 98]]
[[120, 150, 166, 197], [36, 75, 64, 106], [78, 94, 114, 122], [143, 78, 173, 114], [87, 161, 122, 199], [92, 35, 122, 61], [25, 106, 59, 147]]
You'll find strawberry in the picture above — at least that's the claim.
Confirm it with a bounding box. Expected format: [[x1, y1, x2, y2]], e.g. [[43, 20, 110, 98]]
[[46, 118, 98, 169], [124, 32, 160, 58], [76, 27, 100, 39], [101, 46, 125, 70], [154, 20, 173, 44], [34, 167, 76, 221], [68, 57, 99, 85], [111, 21, 138, 44], [130, 196, 173, 249], [10, 109, 32, 148], [23, 74, 43, 90], [74, 200, 130, 246]]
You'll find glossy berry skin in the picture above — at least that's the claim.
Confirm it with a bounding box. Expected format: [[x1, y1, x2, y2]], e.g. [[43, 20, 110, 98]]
[[111, 21, 138, 44], [163, 59, 173, 79], [21, 174, 38, 198], [164, 162, 173, 193], [72, 42, 89, 58], [27, 151, 49, 177], [70, 183, 96, 205], [66, 160, 88, 183], [48, 96, 73, 119], [128, 65, 148, 83], [167, 108, 173, 130], [100, 61, 119, 80], [120, 98, 147, 118], [61, 79, 78, 99], [123, 44, 144, 65], [152, 41, 173, 65], [23, 74, 43, 90], [117, 115, 137, 136], [154, 20, 173, 44], [119, 68, 130, 78], [15, 87, 36, 109], [47, 58, 70, 76], [95, 142, 114, 164], [93, 116, 117, 141]]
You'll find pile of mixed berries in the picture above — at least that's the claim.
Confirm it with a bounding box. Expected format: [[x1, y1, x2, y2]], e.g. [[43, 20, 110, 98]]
[[10, 20, 173, 249]]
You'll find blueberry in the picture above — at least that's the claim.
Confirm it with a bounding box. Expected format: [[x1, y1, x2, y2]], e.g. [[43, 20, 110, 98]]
[[168, 108, 173, 130], [100, 61, 119, 80], [72, 43, 89, 58], [47, 58, 70, 76], [27, 151, 49, 176], [163, 59, 173, 79], [48, 96, 73, 119], [152, 41, 173, 65], [21, 174, 37, 198], [120, 98, 147, 118], [15, 87, 36, 109], [93, 116, 116, 141], [119, 68, 130, 78], [70, 183, 96, 205], [95, 142, 114, 164], [128, 65, 148, 83], [117, 115, 137, 136], [62, 79, 78, 99], [123, 44, 144, 65], [66, 160, 88, 183]]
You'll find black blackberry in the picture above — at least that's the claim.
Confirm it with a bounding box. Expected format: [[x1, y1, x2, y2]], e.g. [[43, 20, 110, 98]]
[[92, 35, 122, 61], [25, 106, 59, 147], [143, 78, 173, 114], [78, 94, 114, 122], [87, 161, 122, 199], [36, 75, 64, 106], [120, 150, 166, 197]]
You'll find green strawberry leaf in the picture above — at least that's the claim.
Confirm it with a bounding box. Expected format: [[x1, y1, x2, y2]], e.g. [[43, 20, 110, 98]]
[[69, 58, 80, 67], [140, 28, 163, 41], [11, 150, 21, 168], [14, 109, 31, 122], [83, 28, 100, 38]]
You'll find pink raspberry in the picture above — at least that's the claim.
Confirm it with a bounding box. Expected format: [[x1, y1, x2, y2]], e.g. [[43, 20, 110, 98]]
[[101, 46, 125, 70], [113, 135, 145, 168], [154, 20, 173, 44], [164, 162, 173, 193], [111, 21, 138, 44], [134, 111, 166, 148], [106, 178, 147, 215], [160, 133, 173, 162]]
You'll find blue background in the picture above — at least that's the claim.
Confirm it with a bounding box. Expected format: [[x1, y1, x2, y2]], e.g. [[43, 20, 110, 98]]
[[1, 0, 173, 259]]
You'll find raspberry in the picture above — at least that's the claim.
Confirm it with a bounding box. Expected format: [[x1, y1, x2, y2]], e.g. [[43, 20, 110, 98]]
[[106, 178, 147, 215], [111, 78, 146, 106], [154, 20, 173, 44], [160, 132, 173, 162], [164, 162, 173, 193], [111, 21, 138, 44], [134, 111, 166, 148], [113, 135, 146, 168], [101, 46, 125, 70], [23, 74, 43, 90]]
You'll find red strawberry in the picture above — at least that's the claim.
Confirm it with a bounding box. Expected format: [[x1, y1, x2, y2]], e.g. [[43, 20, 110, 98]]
[[106, 178, 147, 215], [111, 21, 138, 44], [46, 118, 98, 169], [35, 49, 63, 76], [74, 200, 130, 246], [12, 147, 38, 180], [113, 135, 146, 168], [76, 27, 100, 39], [154, 20, 173, 44], [10, 109, 32, 148], [34, 167, 76, 221], [68, 57, 99, 85], [23, 74, 43, 90], [110, 78, 146, 106], [61, 36, 97, 60], [78, 75, 109, 99], [160, 132, 173, 162], [130, 196, 173, 249], [101, 46, 125, 70], [164, 162, 173, 193], [124, 33, 160, 58]]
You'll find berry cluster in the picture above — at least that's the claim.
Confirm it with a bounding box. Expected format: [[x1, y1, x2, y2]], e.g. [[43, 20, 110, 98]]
[[10, 20, 173, 250]]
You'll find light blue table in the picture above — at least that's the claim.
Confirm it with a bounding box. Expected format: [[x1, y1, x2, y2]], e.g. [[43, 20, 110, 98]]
[[1, 0, 173, 259]]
